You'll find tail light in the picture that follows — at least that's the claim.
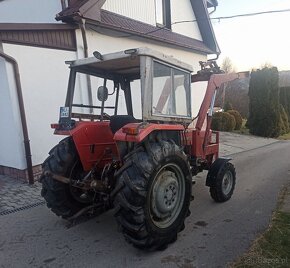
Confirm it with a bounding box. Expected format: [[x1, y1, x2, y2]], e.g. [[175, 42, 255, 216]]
[[51, 123, 60, 129], [122, 126, 139, 135]]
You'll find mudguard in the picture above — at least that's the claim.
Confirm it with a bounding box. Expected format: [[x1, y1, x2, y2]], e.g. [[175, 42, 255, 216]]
[[113, 122, 185, 143], [206, 158, 232, 187]]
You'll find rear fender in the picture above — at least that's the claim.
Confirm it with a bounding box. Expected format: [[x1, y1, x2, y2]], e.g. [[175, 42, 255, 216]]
[[58, 121, 118, 171], [206, 158, 231, 187], [113, 123, 185, 143]]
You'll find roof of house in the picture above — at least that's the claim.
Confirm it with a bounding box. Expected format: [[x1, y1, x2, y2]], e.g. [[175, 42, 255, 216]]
[[56, 0, 220, 55]]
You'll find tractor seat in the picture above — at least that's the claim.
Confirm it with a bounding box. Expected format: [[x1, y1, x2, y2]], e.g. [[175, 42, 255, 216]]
[[109, 115, 139, 134]]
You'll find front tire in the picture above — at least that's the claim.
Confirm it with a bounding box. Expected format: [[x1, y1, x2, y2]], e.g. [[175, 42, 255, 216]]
[[114, 139, 192, 250], [209, 162, 236, 202]]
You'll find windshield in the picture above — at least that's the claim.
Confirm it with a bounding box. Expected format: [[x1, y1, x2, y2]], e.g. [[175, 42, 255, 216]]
[[70, 72, 141, 119]]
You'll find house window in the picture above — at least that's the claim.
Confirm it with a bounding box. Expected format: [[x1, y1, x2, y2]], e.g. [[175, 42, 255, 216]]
[[155, 0, 171, 29]]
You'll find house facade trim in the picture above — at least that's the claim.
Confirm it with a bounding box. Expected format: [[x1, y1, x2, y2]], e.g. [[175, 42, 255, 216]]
[[0, 23, 77, 51]]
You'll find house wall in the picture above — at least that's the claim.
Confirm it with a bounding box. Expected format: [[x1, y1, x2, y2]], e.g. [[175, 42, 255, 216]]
[[102, 0, 156, 25], [102, 0, 202, 40], [0, 0, 61, 23], [1, 43, 76, 168], [171, 0, 202, 40], [0, 47, 26, 169]]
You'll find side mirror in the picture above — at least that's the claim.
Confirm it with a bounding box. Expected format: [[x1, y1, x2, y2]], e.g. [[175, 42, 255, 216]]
[[97, 86, 108, 102]]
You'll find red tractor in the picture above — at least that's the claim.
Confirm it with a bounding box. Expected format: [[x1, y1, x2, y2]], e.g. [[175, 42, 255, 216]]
[[41, 48, 245, 250]]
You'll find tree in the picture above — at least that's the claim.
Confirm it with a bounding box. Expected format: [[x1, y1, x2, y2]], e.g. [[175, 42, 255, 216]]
[[280, 87, 290, 119], [260, 62, 273, 69], [219, 57, 237, 111], [280, 105, 289, 135], [247, 67, 282, 138], [221, 57, 236, 74]]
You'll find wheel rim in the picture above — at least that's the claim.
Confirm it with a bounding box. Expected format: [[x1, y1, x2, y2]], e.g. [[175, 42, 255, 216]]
[[150, 163, 185, 229], [222, 170, 233, 195]]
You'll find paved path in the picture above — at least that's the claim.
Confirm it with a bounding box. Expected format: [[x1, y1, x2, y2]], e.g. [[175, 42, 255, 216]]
[[0, 176, 42, 214], [219, 132, 277, 156]]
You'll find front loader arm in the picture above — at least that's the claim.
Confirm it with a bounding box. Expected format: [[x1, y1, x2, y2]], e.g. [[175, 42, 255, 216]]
[[191, 61, 249, 159], [194, 72, 248, 131]]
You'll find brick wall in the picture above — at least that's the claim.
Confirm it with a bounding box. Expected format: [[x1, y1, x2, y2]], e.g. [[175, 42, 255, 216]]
[[0, 164, 42, 182]]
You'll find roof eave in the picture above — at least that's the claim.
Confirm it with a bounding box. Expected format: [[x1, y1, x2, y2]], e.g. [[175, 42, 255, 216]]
[[86, 21, 214, 55], [190, 0, 220, 54], [55, 1, 217, 55]]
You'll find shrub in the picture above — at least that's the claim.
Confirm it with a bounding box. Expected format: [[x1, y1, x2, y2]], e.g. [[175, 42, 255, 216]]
[[247, 67, 282, 138], [227, 110, 243, 130], [280, 105, 290, 135], [212, 112, 236, 131], [223, 101, 233, 112], [280, 87, 290, 119]]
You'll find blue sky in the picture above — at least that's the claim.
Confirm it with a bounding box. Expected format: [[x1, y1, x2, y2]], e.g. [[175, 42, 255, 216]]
[[211, 0, 290, 71]]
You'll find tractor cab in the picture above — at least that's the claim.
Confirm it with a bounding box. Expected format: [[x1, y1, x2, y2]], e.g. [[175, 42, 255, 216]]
[[55, 48, 193, 134]]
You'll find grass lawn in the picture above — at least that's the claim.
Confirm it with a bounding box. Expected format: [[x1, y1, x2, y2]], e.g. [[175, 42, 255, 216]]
[[232, 119, 250, 135], [232, 188, 290, 268], [278, 132, 290, 140], [232, 119, 290, 140]]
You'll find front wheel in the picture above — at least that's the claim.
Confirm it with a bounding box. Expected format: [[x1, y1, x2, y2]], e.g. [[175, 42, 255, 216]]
[[209, 162, 236, 202], [113, 139, 192, 250]]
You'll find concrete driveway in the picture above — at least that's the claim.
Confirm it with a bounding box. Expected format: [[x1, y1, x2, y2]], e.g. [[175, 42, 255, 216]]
[[219, 132, 277, 156]]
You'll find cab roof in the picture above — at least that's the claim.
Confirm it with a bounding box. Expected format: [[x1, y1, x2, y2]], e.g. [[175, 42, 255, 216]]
[[67, 47, 193, 80]]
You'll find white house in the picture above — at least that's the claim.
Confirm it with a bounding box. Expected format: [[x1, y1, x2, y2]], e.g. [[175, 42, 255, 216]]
[[0, 0, 220, 182]]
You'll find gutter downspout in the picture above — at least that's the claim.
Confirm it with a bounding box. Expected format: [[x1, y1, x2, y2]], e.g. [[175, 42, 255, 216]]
[[0, 51, 34, 184], [60, 0, 66, 10], [209, 6, 216, 15], [79, 18, 93, 112]]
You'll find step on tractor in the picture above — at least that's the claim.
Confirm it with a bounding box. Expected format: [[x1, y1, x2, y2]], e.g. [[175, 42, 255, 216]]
[[41, 48, 246, 250]]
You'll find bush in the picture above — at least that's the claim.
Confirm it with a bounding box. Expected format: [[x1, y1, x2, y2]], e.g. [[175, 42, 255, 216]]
[[280, 105, 290, 135], [247, 67, 282, 138], [223, 101, 233, 112], [280, 87, 290, 119], [212, 112, 236, 131], [227, 110, 243, 130]]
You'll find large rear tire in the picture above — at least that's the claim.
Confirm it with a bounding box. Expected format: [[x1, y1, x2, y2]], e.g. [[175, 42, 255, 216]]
[[113, 139, 192, 250], [41, 137, 89, 219]]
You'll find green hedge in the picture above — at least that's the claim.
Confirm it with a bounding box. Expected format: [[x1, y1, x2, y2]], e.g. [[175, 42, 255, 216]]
[[227, 110, 243, 130], [212, 112, 236, 131], [247, 67, 282, 138], [280, 87, 290, 119], [280, 105, 290, 135]]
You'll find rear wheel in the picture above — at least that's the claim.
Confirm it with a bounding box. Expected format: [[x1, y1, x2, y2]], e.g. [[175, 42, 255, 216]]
[[41, 137, 91, 219], [114, 139, 191, 250], [209, 162, 236, 202]]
